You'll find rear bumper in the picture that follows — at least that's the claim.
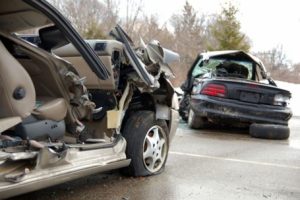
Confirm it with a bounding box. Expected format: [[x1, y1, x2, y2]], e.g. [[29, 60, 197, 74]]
[[190, 95, 292, 125]]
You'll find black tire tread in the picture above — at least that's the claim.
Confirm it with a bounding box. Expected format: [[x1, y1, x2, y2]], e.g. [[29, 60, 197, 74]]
[[249, 123, 290, 140], [188, 109, 205, 129], [121, 111, 169, 176]]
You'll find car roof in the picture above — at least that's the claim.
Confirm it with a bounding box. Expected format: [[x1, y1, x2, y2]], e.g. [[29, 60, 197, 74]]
[[0, 0, 51, 32], [201, 50, 245, 57], [200, 50, 265, 71], [201, 50, 259, 61]]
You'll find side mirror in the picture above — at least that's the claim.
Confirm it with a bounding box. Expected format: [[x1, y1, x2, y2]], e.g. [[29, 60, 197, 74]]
[[39, 25, 69, 51]]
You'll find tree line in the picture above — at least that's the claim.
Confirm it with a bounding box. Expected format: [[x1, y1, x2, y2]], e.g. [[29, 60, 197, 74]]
[[49, 0, 299, 85]]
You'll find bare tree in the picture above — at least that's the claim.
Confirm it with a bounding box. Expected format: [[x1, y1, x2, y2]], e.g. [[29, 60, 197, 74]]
[[171, 1, 206, 63], [170, 1, 207, 86], [253, 46, 300, 83], [127, 15, 174, 48], [49, 0, 119, 38], [100, 0, 120, 33], [255, 46, 289, 72], [123, 0, 144, 36], [291, 63, 300, 83]]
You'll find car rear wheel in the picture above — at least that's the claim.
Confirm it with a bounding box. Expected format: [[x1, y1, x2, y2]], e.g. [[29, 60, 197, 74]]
[[121, 111, 169, 176], [249, 123, 290, 140], [187, 109, 205, 129], [179, 94, 190, 122]]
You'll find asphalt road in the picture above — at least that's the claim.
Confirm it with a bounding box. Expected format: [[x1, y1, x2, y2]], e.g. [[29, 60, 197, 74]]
[[9, 117, 300, 200]]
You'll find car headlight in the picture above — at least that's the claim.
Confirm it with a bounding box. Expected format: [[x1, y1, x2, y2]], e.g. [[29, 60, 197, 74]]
[[274, 94, 290, 106]]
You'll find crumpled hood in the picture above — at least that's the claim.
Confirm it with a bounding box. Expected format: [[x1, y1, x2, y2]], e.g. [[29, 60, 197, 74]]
[[111, 25, 180, 88]]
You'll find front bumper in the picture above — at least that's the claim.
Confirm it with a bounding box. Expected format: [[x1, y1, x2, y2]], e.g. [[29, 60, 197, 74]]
[[190, 95, 292, 125]]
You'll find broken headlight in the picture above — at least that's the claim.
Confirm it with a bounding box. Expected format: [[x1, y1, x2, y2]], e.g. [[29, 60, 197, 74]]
[[273, 94, 290, 106]]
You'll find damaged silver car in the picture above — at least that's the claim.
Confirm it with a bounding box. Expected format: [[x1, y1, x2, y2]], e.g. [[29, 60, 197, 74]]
[[0, 0, 179, 198]]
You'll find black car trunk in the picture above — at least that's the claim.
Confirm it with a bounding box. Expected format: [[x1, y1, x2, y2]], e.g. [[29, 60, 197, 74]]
[[205, 78, 291, 106]]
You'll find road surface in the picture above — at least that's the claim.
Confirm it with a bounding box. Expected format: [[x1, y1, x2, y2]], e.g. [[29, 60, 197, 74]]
[[9, 117, 300, 200]]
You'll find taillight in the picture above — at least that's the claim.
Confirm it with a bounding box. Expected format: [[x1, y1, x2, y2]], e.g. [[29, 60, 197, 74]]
[[201, 83, 227, 97]]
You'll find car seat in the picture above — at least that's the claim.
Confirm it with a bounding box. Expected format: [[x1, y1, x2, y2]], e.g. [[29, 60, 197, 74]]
[[0, 40, 67, 140]]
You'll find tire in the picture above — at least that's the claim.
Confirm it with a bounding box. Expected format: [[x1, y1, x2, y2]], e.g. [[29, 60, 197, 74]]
[[249, 123, 290, 140], [179, 108, 188, 122], [121, 111, 169, 176], [179, 94, 190, 122], [187, 109, 205, 129]]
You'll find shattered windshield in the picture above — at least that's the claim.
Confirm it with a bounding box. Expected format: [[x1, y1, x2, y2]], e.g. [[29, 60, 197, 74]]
[[192, 57, 254, 80]]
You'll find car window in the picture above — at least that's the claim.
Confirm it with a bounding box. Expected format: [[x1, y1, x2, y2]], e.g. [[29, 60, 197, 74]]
[[192, 58, 221, 77], [192, 57, 254, 80]]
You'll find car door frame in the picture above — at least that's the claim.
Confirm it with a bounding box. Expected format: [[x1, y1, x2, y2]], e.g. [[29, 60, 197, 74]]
[[182, 54, 203, 93], [24, 0, 110, 80]]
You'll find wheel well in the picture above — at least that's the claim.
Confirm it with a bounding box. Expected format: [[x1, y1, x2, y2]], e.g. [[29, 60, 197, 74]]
[[121, 78, 175, 134], [121, 92, 155, 133]]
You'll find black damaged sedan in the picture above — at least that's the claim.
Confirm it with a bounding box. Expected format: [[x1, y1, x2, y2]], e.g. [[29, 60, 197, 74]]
[[180, 50, 292, 139]]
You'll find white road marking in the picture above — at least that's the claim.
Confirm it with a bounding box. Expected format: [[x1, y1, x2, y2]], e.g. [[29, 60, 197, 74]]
[[170, 151, 300, 170]]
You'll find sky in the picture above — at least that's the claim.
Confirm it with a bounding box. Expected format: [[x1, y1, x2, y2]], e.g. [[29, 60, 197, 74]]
[[118, 0, 300, 64]]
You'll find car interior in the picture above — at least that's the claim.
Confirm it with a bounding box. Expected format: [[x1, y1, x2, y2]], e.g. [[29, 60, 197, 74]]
[[0, 36, 68, 141], [0, 0, 176, 149], [190, 54, 271, 83], [215, 61, 249, 79], [0, 1, 124, 145], [52, 39, 124, 119]]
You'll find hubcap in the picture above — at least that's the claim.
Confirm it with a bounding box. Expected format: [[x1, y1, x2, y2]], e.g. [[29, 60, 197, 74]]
[[143, 125, 168, 173]]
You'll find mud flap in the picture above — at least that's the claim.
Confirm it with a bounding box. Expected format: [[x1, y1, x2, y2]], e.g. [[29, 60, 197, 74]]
[[155, 104, 170, 120], [107, 82, 133, 129]]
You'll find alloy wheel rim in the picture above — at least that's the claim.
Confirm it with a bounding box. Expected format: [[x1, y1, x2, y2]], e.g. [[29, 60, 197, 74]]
[[142, 125, 168, 173]]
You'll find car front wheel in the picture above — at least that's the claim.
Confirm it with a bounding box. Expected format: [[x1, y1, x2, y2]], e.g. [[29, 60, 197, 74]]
[[121, 111, 169, 176]]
